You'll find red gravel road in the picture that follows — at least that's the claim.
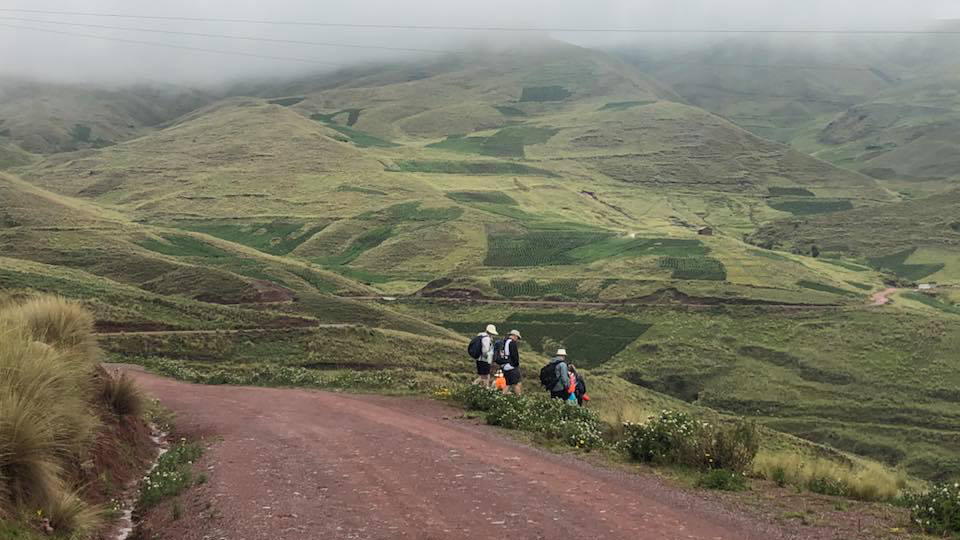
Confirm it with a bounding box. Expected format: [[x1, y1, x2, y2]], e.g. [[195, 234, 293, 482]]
[[126, 368, 800, 540]]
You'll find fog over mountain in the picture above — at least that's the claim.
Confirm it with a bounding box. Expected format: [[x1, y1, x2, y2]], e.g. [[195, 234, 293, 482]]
[[1, 0, 958, 85]]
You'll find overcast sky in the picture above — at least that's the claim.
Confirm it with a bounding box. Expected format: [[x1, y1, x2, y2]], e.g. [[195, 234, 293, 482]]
[[1, 0, 958, 86]]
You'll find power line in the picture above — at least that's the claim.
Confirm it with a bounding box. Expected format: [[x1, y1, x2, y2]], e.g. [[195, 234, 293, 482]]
[[1, 8, 959, 34], [0, 23, 344, 65], [0, 16, 448, 54]]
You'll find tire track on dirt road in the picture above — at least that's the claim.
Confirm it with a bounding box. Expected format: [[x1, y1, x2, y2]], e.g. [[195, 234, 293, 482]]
[[123, 367, 823, 540]]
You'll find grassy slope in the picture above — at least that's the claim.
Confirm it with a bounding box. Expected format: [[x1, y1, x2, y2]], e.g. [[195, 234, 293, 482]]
[[16, 43, 893, 304], [403, 300, 960, 481], [0, 77, 214, 154], [748, 189, 960, 282]]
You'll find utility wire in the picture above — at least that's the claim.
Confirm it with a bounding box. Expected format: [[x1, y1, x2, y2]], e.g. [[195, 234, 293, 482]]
[[3, 22, 903, 75], [0, 23, 344, 65], [0, 16, 448, 54], [1, 8, 959, 34]]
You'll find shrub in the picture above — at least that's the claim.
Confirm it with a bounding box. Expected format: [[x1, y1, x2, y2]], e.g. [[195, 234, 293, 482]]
[[698, 469, 747, 492], [454, 386, 604, 450], [102, 372, 146, 417], [623, 411, 758, 473], [454, 384, 501, 412], [904, 482, 960, 536]]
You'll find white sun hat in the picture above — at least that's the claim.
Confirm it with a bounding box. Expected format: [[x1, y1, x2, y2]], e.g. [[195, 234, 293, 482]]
[[509, 329, 522, 338], [557, 349, 568, 356], [486, 324, 499, 335]]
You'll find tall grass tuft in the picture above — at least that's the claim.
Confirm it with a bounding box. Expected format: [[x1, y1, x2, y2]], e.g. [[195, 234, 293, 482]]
[[0, 295, 128, 536], [102, 373, 146, 417], [11, 296, 99, 360], [753, 452, 909, 502]]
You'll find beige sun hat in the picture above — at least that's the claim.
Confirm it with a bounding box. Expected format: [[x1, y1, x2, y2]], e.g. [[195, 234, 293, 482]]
[[486, 324, 499, 335], [509, 329, 522, 338], [556, 348, 567, 356]]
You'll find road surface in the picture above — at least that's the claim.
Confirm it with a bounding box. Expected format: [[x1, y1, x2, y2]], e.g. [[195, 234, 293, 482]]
[[126, 368, 803, 540]]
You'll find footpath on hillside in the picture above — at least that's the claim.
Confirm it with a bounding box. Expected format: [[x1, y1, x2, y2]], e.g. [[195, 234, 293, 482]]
[[124, 367, 828, 540]]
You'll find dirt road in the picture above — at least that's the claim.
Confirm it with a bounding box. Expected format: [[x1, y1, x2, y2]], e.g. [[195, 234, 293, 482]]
[[123, 369, 812, 540]]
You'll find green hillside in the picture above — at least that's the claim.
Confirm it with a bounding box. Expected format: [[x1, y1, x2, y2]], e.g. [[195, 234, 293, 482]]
[[748, 189, 960, 283], [0, 78, 214, 154], [7, 38, 960, 495]]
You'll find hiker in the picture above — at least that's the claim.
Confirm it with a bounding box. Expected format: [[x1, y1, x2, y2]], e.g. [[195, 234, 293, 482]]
[[569, 364, 588, 406], [469, 324, 498, 387], [541, 348, 571, 400], [497, 329, 523, 395]]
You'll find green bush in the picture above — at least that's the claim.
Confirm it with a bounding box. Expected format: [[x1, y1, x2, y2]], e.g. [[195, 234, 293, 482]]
[[623, 410, 759, 473], [454, 386, 603, 450], [697, 469, 748, 492], [904, 482, 960, 536]]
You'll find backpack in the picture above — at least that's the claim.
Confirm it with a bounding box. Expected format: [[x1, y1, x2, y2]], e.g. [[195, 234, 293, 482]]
[[467, 335, 484, 360], [539, 361, 560, 390], [493, 340, 508, 364]]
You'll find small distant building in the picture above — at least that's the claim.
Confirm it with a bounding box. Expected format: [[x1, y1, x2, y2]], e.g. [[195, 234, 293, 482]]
[[697, 227, 714, 236], [918, 284, 935, 291]]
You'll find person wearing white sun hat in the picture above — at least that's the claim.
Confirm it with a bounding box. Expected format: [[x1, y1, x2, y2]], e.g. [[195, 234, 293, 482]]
[[542, 348, 571, 400], [497, 329, 523, 395], [470, 324, 499, 387]]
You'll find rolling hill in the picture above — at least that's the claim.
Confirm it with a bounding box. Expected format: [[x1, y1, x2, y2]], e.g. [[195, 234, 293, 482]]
[[7, 37, 960, 486], [0, 77, 214, 154], [14, 41, 896, 305]]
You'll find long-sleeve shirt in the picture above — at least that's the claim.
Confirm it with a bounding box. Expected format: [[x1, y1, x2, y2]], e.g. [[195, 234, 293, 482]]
[[480, 333, 494, 364]]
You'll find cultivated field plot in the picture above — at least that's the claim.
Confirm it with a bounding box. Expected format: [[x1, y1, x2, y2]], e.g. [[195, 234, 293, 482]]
[[484, 226, 710, 268], [443, 311, 650, 368]]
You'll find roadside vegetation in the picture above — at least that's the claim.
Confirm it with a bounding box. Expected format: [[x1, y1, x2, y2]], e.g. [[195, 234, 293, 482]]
[[0, 295, 151, 539]]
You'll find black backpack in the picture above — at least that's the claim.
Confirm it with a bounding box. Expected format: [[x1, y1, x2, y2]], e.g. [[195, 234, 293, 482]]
[[467, 335, 484, 360], [540, 361, 560, 390]]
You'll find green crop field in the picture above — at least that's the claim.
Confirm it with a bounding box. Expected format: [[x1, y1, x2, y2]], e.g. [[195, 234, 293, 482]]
[[867, 248, 946, 281], [484, 230, 611, 267], [138, 234, 230, 258], [658, 257, 727, 281], [768, 199, 854, 216], [446, 191, 518, 205], [491, 278, 584, 299], [520, 85, 573, 102], [174, 221, 330, 255], [598, 100, 656, 111]]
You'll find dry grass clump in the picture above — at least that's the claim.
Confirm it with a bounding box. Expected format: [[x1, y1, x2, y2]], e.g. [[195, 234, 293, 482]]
[[101, 372, 146, 417], [754, 451, 909, 502], [11, 295, 99, 359], [0, 295, 139, 537]]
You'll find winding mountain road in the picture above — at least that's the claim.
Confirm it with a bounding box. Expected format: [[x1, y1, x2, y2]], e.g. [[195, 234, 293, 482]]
[[122, 368, 824, 540]]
